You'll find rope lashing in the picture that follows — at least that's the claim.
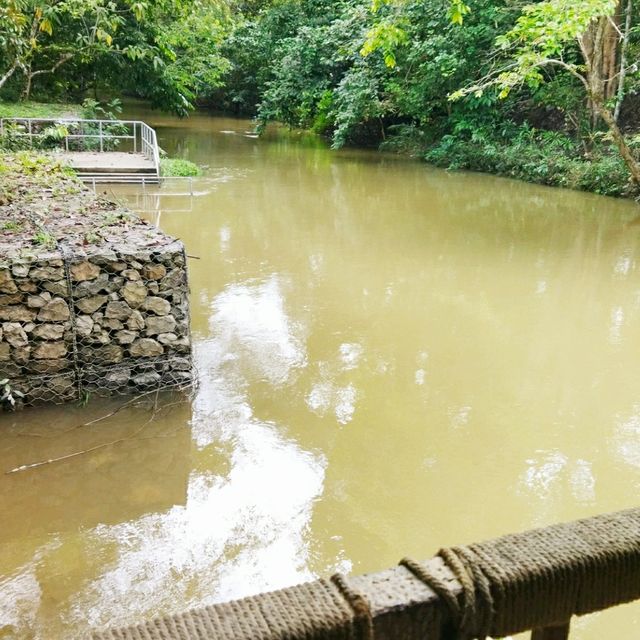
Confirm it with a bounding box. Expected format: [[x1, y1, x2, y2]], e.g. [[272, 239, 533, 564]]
[[92, 577, 373, 640], [400, 549, 494, 640], [331, 573, 374, 640]]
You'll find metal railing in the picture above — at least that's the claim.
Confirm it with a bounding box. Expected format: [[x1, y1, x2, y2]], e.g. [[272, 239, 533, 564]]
[[0, 117, 160, 180]]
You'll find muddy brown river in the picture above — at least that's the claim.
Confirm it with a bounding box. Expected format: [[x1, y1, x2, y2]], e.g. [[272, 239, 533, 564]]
[[2, 107, 640, 638]]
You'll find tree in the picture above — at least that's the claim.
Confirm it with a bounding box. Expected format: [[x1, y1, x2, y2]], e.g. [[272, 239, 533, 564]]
[[137, 0, 232, 113], [360, 0, 640, 187], [0, 0, 131, 97], [450, 0, 640, 185]]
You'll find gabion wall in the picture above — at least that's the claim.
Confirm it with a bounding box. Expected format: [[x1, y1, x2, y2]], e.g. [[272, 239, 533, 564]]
[[0, 243, 192, 407], [0, 161, 192, 408]]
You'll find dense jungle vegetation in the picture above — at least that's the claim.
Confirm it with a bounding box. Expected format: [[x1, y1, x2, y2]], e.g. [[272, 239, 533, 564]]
[[1, 0, 640, 196]]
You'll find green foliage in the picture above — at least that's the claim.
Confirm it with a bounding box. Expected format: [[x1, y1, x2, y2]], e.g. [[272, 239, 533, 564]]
[[244, 0, 513, 148], [256, 1, 369, 137], [1, 0, 639, 197], [31, 228, 56, 248], [0, 99, 125, 152], [0, 152, 79, 194], [0, 122, 34, 151], [81, 98, 122, 121], [77, 98, 127, 151], [449, 0, 619, 100], [0, 0, 233, 115], [360, 17, 409, 68], [156, 3, 231, 104], [0, 0, 136, 95], [0, 378, 24, 410]]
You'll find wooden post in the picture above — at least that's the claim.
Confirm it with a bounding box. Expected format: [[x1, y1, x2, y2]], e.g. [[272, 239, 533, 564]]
[[531, 622, 571, 640]]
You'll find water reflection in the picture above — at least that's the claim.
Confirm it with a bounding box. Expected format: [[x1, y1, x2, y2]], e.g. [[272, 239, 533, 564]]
[[517, 451, 596, 525], [209, 276, 307, 386], [0, 331, 326, 637], [612, 404, 640, 471], [72, 419, 324, 631]]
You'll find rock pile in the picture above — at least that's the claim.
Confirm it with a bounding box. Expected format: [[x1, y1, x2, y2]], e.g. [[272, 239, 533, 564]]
[[0, 154, 192, 408]]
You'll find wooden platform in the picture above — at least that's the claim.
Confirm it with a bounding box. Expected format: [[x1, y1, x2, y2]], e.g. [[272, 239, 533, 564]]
[[1, 117, 161, 184]]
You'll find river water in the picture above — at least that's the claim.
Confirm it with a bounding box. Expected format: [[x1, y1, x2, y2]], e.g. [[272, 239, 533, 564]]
[[2, 108, 640, 638]]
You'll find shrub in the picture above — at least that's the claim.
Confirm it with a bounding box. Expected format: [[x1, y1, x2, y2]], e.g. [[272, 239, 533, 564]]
[[424, 125, 636, 197], [160, 158, 201, 177]]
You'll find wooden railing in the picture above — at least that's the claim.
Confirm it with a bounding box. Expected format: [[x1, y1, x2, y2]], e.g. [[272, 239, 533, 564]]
[[0, 117, 160, 180], [92, 507, 640, 640]]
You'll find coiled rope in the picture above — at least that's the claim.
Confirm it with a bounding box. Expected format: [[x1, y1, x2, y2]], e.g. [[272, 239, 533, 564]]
[[400, 507, 640, 639]]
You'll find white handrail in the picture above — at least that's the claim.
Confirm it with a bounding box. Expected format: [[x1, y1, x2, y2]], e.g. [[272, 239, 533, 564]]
[[139, 121, 161, 178]]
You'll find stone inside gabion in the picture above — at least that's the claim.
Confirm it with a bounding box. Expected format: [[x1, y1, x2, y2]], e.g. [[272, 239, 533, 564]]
[[0, 163, 193, 409]]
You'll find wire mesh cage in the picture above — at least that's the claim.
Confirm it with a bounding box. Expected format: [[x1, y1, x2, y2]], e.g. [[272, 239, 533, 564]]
[[0, 171, 193, 410]]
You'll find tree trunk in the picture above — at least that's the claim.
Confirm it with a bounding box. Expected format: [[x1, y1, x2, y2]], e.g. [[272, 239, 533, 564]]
[[594, 96, 640, 186], [580, 7, 621, 127], [19, 54, 73, 100], [614, 0, 633, 121], [601, 16, 619, 100], [21, 66, 33, 101]]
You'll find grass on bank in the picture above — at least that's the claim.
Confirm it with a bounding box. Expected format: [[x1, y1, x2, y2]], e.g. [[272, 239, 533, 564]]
[[0, 100, 81, 119]]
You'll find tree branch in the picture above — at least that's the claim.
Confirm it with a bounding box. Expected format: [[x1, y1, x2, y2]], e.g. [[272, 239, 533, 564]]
[[0, 61, 19, 91], [539, 59, 590, 91], [29, 52, 74, 78]]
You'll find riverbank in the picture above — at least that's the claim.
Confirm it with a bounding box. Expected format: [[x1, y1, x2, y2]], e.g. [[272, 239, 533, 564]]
[[2, 100, 638, 199]]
